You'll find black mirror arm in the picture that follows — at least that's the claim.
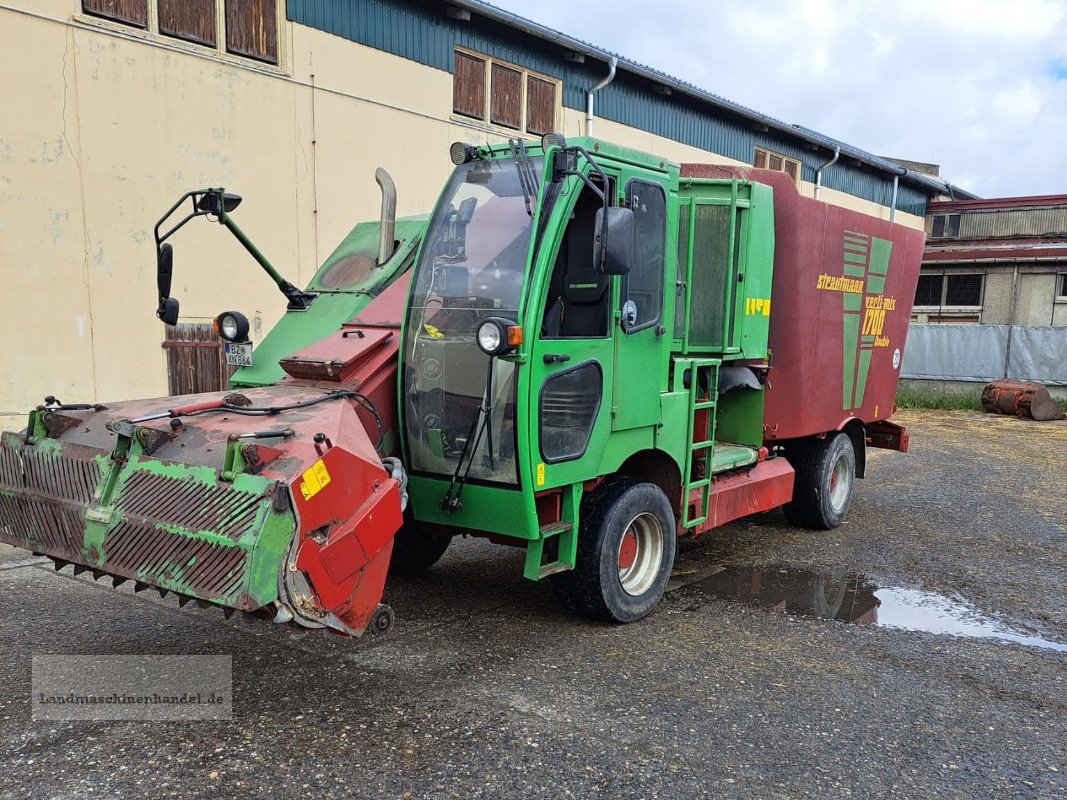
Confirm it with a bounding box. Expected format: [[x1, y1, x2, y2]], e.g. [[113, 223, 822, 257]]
[[216, 212, 317, 311], [151, 189, 317, 314], [553, 146, 613, 267]]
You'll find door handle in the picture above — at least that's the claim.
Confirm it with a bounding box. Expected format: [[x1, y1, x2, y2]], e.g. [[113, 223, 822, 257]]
[[543, 353, 571, 364]]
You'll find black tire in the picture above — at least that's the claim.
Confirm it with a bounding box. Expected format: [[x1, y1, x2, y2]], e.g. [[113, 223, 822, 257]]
[[783, 433, 856, 529], [388, 520, 452, 575], [553, 476, 677, 623]]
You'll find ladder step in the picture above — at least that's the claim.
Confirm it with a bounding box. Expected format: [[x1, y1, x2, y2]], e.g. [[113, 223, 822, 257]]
[[536, 561, 572, 579], [691, 440, 714, 450], [686, 478, 711, 489], [693, 400, 716, 410], [538, 521, 573, 537]]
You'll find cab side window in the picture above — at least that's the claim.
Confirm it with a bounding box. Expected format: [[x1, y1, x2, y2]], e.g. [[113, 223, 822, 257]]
[[623, 179, 666, 332], [541, 181, 611, 339]]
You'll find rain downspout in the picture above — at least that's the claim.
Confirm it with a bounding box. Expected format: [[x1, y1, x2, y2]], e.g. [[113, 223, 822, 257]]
[[586, 57, 617, 137], [814, 146, 839, 201], [889, 175, 899, 224]]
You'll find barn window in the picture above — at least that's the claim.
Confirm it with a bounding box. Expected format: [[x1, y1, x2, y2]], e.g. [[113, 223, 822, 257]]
[[452, 48, 559, 135], [82, 0, 148, 28], [490, 63, 522, 129], [526, 76, 556, 136], [754, 146, 802, 187], [158, 0, 216, 47], [453, 52, 486, 119], [225, 0, 277, 63], [81, 0, 277, 65]]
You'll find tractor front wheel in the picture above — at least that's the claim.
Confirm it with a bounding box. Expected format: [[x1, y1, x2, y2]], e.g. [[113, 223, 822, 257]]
[[388, 519, 452, 575], [783, 433, 856, 529], [554, 477, 676, 623]]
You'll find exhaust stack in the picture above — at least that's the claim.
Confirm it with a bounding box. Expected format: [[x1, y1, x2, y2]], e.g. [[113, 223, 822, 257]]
[[375, 168, 397, 265]]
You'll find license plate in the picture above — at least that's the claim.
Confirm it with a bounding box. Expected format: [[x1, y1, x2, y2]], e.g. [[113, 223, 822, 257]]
[[224, 342, 253, 367]]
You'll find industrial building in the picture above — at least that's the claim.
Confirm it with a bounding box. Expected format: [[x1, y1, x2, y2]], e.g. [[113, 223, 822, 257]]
[[915, 195, 1067, 326], [1, 0, 969, 428]]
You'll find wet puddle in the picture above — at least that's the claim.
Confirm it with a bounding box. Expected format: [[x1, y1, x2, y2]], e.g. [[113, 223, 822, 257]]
[[668, 563, 1067, 653]]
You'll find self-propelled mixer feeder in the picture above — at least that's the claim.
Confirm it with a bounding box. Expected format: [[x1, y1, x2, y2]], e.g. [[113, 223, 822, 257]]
[[0, 135, 924, 632]]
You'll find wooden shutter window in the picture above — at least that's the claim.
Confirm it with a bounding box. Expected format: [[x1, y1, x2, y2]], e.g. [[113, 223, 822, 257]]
[[225, 0, 278, 64], [82, 0, 147, 28], [490, 63, 522, 129], [158, 0, 217, 47], [784, 159, 800, 184], [753, 148, 768, 169], [453, 52, 486, 119], [526, 76, 555, 135]]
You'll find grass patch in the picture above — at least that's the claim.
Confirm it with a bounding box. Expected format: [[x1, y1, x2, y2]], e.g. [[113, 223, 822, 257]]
[[896, 383, 1067, 412], [895, 384, 983, 411]]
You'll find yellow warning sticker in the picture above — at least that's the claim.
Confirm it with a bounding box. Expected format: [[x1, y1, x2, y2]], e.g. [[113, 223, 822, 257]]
[[299, 459, 331, 501], [536, 463, 546, 487]]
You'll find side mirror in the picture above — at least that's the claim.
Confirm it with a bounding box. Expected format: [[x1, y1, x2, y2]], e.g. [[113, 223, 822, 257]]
[[550, 149, 578, 182], [156, 243, 179, 325], [457, 196, 478, 224], [592, 206, 634, 276], [158, 297, 179, 326], [157, 243, 173, 299]]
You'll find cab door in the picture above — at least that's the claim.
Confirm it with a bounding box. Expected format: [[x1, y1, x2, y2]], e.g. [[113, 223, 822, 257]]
[[528, 178, 615, 490], [611, 176, 671, 431]]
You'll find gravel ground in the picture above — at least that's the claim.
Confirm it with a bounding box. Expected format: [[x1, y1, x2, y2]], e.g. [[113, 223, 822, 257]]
[[0, 409, 1064, 799]]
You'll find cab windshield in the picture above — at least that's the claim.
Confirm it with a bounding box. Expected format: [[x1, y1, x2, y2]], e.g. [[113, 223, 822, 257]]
[[402, 156, 544, 486]]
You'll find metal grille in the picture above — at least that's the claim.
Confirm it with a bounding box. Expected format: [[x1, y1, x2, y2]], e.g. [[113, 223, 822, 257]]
[[914, 274, 942, 306], [103, 521, 249, 603], [688, 204, 731, 348], [0, 442, 103, 554], [116, 470, 265, 542], [945, 274, 983, 306], [0, 494, 86, 555]]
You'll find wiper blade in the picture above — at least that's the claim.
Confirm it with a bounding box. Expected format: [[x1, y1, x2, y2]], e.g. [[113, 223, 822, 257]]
[[509, 138, 536, 217]]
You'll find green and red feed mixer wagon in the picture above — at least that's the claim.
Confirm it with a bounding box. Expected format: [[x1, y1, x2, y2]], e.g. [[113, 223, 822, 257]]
[[0, 136, 925, 633]]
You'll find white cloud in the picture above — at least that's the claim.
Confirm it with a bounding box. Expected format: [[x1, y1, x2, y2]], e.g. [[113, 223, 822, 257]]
[[487, 0, 1067, 197]]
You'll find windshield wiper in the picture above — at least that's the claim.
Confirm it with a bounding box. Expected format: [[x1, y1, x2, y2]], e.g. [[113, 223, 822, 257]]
[[440, 356, 496, 514], [509, 138, 539, 218]]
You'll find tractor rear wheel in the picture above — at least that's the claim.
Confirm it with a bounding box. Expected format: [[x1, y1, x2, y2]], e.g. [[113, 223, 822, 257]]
[[388, 519, 452, 575], [783, 433, 856, 529], [554, 476, 676, 623]]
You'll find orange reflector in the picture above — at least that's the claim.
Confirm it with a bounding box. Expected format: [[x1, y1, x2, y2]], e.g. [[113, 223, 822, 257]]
[[506, 325, 523, 346], [211, 319, 220, 335]]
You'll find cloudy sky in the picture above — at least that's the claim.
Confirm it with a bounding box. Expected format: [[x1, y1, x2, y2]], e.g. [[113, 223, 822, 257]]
[[488, 0, 1067, 198]]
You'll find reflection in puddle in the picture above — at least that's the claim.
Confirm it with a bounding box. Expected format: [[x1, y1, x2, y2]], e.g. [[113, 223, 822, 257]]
[[671, 564, 1066, 653]]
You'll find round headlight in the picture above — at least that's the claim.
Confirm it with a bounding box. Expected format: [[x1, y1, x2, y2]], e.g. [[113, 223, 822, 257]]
[[216, 310, 250, 342], [476, 320, 503, 355]]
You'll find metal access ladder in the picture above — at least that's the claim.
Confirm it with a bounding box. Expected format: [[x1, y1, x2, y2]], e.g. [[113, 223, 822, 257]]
[[675, 357, 722, 529]]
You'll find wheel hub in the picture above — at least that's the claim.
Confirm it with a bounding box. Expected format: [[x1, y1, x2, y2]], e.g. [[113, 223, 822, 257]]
[[617, 512, 664, 597]]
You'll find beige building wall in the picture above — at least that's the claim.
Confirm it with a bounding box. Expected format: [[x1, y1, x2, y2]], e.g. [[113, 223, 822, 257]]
[[0, 0, 924, 430]]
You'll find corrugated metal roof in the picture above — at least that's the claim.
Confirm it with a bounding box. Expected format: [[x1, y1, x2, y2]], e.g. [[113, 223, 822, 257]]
[[449, 0, 978, 200]]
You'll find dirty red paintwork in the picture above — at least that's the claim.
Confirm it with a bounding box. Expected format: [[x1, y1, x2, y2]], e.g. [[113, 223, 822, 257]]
[[20, 278, 412, 633], [689, 457, 794, 534], [681, 164, 926, 442]]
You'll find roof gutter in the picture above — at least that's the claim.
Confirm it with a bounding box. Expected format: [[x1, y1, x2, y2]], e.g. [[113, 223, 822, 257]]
[[448, 0, 978, 200]]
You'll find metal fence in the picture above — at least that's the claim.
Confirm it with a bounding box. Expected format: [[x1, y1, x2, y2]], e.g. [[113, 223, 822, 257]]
[[900, 324, 1067, 386]]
